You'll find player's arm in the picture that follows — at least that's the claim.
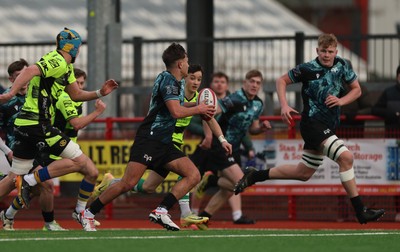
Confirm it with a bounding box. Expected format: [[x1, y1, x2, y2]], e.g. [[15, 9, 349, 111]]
[[0, 65, 40, 103], [186, 115, 205, 136], [65, 79, 118, 102], [325, 80, 361, 108], [0, 137, 12, 162], [183, 101, 196, 107], [69, 99, 107, 131], [165, 99, 215, 119], [203, 118, 232, 154], [276, 73, 298, 126], [200, 119, 213, 149], [249, 119, 272, 134]]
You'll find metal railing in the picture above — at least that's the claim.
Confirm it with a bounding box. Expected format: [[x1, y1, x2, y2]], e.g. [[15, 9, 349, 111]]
[[1, 33, 399, 116]]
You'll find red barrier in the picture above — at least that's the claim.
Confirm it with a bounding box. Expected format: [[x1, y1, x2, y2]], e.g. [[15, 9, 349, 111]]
[[89, 115, 397, 221]]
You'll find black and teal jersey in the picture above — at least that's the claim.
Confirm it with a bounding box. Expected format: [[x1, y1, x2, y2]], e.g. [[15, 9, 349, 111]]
[[288, 56, 356, 129], [217, 88, 264, 153], [136, 71, 185, 144], [15, 50, 76, 126], [53, 90, 82, 142], [172, 91, 198, 148], [0, 88, 25, 148]]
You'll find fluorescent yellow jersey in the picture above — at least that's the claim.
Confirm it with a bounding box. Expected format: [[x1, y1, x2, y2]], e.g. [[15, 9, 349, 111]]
[[53, 90, 83, 143], [172, 91, 198, 148], [15, 50, 76, 126]]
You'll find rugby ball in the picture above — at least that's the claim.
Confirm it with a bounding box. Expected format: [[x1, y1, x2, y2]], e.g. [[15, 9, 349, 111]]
[[197, 88, 218, 121]]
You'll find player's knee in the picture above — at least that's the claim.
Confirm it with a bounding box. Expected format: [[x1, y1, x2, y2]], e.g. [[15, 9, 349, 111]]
[[297, 162, 316, 181], [222, 188, 234, 197], [73, 154, 94, 173], [188, 169, 201, 186], [86, 162, 99, 179], [142, 184, 156, 193], [120, 179, 136, 193], [86, 170, 99, 182], [336, 151, 354, 167], [323, 135, 349, 162], [298, 172, 313, 181], [298, 153, 323, 181]]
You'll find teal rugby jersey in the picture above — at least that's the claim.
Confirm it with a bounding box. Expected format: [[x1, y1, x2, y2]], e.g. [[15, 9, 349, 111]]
[[288, 56, 356, 129], [217, 88, 264, 153], [136, 71, 185, 144], [0, 88, 25, 148]]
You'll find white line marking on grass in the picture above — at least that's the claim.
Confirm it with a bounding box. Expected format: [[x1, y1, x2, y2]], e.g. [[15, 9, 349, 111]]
[[1, 232, 400, 242]]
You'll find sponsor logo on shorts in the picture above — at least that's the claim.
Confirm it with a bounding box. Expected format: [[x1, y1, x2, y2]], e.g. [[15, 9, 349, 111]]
[[60, 139, 67, 147], [323, 129, 331, 135], [144, 154, 152, 162]]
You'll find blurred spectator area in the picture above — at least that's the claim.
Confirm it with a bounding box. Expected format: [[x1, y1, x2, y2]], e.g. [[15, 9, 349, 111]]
[[0, 0, 399, 117]]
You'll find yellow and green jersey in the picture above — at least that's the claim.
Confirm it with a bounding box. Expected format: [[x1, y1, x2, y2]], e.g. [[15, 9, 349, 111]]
[[15, 50, 76, 126], [48, 89, 82, 161], [172, 91, 198, 149], [53, 90, 83, 143]]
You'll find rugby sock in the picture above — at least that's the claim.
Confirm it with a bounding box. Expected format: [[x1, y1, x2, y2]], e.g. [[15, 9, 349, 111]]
[[158, 192, 178, 211], [253, 169, 270, 182], [232, 210, 242, 222], [132, 178, 145, 193], [191, 208, 199, 215], [42, 210, 54, 223], [179, 193, 192, 218], [109, 178, 119, 186], [350, 195, 364, 214], [88, 198, 105, 215], [207, 174, 219, 188], [5, 197, 23, 218], [76, 179, 95, 212], [24, 167, 51, 186]]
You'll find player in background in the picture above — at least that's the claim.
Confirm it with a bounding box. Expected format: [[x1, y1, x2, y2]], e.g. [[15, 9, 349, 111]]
[[189, 71, 256, 224], [0, 59, 65, 231], [51, 68, 106, 227], [80, 43, 217, 231], [92, 64, 231, 230], [192, 70, 271, 225], [234, 33, 385, 224], [0, 28, 118, 211]]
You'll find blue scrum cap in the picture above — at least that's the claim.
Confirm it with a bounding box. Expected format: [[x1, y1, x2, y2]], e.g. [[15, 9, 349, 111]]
[[56, 27, 82, 58]]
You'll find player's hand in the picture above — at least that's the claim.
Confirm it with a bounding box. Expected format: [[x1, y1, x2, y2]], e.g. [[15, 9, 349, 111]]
[[325, 94, 342, 108], [222, 141, 232, 155], [0, 93, 13, 105], [95, 99, 107, 114], [197, 102, 216, 118], [281, 105, 299, 126], [199, 137, 212, 149], [6, 151, 13, 162], [260, 120, 272, 130], [99, 79, 119, 96]]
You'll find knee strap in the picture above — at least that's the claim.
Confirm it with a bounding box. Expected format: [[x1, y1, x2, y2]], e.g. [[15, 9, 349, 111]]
[[300, 152, 324, 169], [340, 167, 355, 182], [323, 135, 348, 161]]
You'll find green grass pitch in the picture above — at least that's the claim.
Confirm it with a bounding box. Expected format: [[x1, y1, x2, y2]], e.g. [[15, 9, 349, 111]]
[[1, 229, 399, 252]]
